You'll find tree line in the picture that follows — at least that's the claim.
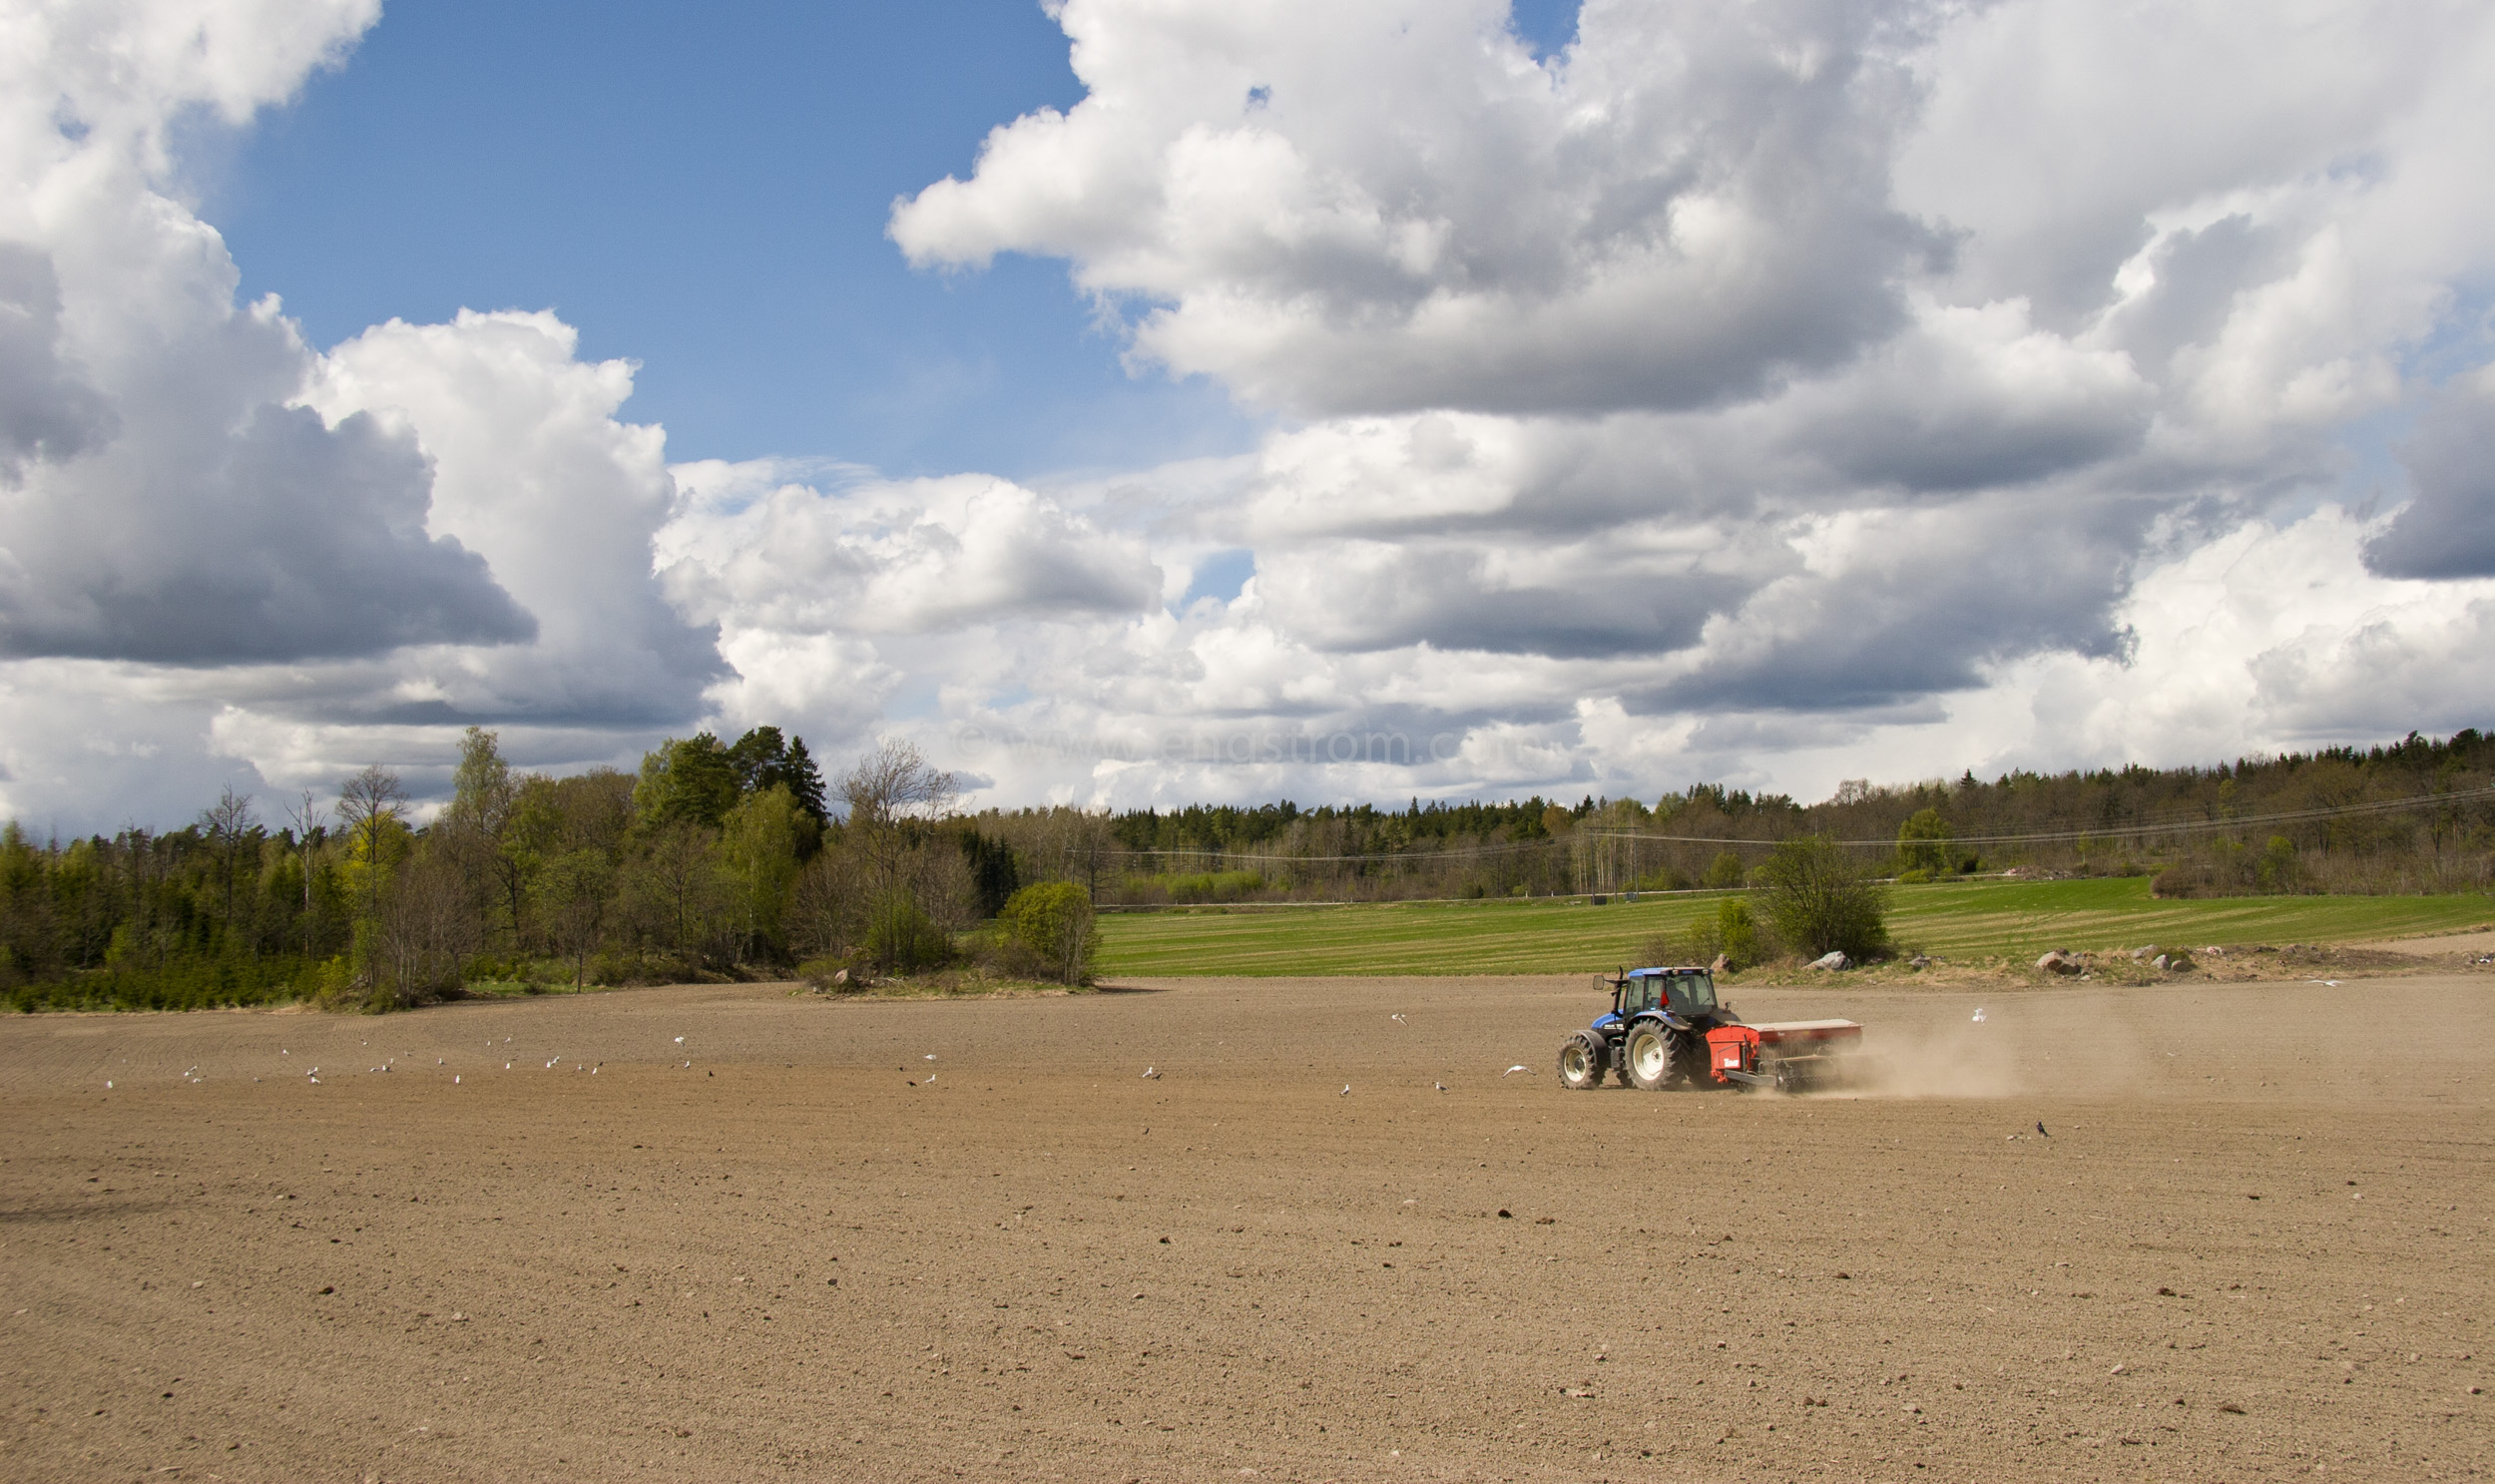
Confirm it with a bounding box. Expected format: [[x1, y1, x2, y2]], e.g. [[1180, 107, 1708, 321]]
[[1071, 729, 2495, 903], [5, 725, 2488, 1012], [0, 729, 1095, 1014]]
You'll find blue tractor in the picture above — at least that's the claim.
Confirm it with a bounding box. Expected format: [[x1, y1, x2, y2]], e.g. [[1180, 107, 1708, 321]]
[[1557, 966, 1863, 1092], [1558, 967, 1727, 1090]]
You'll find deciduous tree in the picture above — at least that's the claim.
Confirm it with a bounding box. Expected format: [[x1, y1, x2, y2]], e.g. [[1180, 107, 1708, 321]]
[[1755, 835, 1888, 960]]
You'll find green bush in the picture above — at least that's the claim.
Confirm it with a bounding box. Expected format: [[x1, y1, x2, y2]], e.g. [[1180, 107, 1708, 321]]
[[1644, 895, 1772, 971], [2151, 862, 2214, 898], [1755, 835, 1890, 960], [6, 955, 328, 1014], [587, 948, 704, 987], [866, 890, 953, 974], [1153, 869, 1266, 904], [1895, 807, 1954, 874], [1703, 850, 1746, 890], [1715, 897, 1763, 968], [1001, 881, 1099, 985], [2255, 834, 2303, 893]]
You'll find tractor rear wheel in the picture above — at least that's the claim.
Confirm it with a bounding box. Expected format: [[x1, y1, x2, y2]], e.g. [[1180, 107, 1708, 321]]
[[1625, 1023, 1698, 1091], [1557, 1031, 1607, 1091]]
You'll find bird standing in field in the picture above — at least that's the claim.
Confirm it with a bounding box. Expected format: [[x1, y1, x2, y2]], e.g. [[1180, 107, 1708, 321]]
[[2036, 1121, 2050, 1138]]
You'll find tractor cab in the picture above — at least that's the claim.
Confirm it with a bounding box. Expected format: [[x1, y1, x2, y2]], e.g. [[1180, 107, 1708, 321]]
[[1616, 966, 1722, 1023]]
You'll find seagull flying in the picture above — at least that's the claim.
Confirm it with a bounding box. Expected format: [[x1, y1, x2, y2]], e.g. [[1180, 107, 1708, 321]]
[[1502, 1065, 1528, 1076], [1971, 1008, 1986, 1024], [1434, 1082, 1448, 1093], [1340, 1085, 1351, 1096], [1142, 1068, 1160, 1080]]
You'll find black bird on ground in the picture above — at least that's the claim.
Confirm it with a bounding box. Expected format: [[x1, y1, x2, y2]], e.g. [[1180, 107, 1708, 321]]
[[2037, 1121, 2050, 1137]]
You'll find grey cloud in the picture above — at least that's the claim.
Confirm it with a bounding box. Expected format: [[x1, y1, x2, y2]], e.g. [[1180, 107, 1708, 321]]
[[1679, 708, 1930, 758], [0, 404, 536, 664], [1639, 499, 2147, 712], [1256, 538, 1753, 659], [1810, 407, 2143, 495], [2363, 378, 2495, 580], [0, 244, 116, 478], [2098, 216, 2293, 380], [1788, 333, 2152, 494]]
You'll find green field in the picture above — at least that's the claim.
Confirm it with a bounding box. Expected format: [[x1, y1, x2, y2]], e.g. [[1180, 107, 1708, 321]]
[[1094, 877, 2495, 977]]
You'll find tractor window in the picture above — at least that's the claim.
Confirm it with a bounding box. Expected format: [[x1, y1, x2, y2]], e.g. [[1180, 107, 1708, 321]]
[[1662, 973, 1717, 1016]]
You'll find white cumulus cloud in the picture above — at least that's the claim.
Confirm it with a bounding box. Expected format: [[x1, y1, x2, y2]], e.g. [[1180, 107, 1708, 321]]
[[7, 0, 2495, 827]]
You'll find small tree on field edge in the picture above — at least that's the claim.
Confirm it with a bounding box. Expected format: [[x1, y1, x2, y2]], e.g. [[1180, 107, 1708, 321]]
[[1755, 834, 1889, 960], [1002, 881, 1099, 985]]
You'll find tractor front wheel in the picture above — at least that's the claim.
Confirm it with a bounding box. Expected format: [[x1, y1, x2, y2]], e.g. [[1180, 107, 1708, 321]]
[[1557, 1031, 1607, 1091], [1625, 1023, 1698, 1091]]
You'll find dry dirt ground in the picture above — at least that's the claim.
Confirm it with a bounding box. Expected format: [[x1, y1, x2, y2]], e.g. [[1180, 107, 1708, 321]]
[[2, 974, 2489, 1484]]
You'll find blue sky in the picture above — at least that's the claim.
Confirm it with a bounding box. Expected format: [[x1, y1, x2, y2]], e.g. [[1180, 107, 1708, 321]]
[[206, 1, 1232, 476], [207, 1, 1588, 478]]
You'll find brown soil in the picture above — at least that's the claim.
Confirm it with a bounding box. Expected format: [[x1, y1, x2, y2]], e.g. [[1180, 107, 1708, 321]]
[[3, 975, 2489, 1483], [2359, 930, 2495, 958], [1741, 941, 2495, 992]]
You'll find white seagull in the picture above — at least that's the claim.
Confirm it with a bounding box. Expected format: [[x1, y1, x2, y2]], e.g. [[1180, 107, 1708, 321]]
[[1502, 1065, 1528, 1076]]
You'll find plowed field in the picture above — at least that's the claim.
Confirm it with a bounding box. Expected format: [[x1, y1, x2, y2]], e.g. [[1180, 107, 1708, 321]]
[[2, 975, 2488, 1482]]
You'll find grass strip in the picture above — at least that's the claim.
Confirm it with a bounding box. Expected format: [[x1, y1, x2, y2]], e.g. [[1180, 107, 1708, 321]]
[[1095, 876, 2494, 977]]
